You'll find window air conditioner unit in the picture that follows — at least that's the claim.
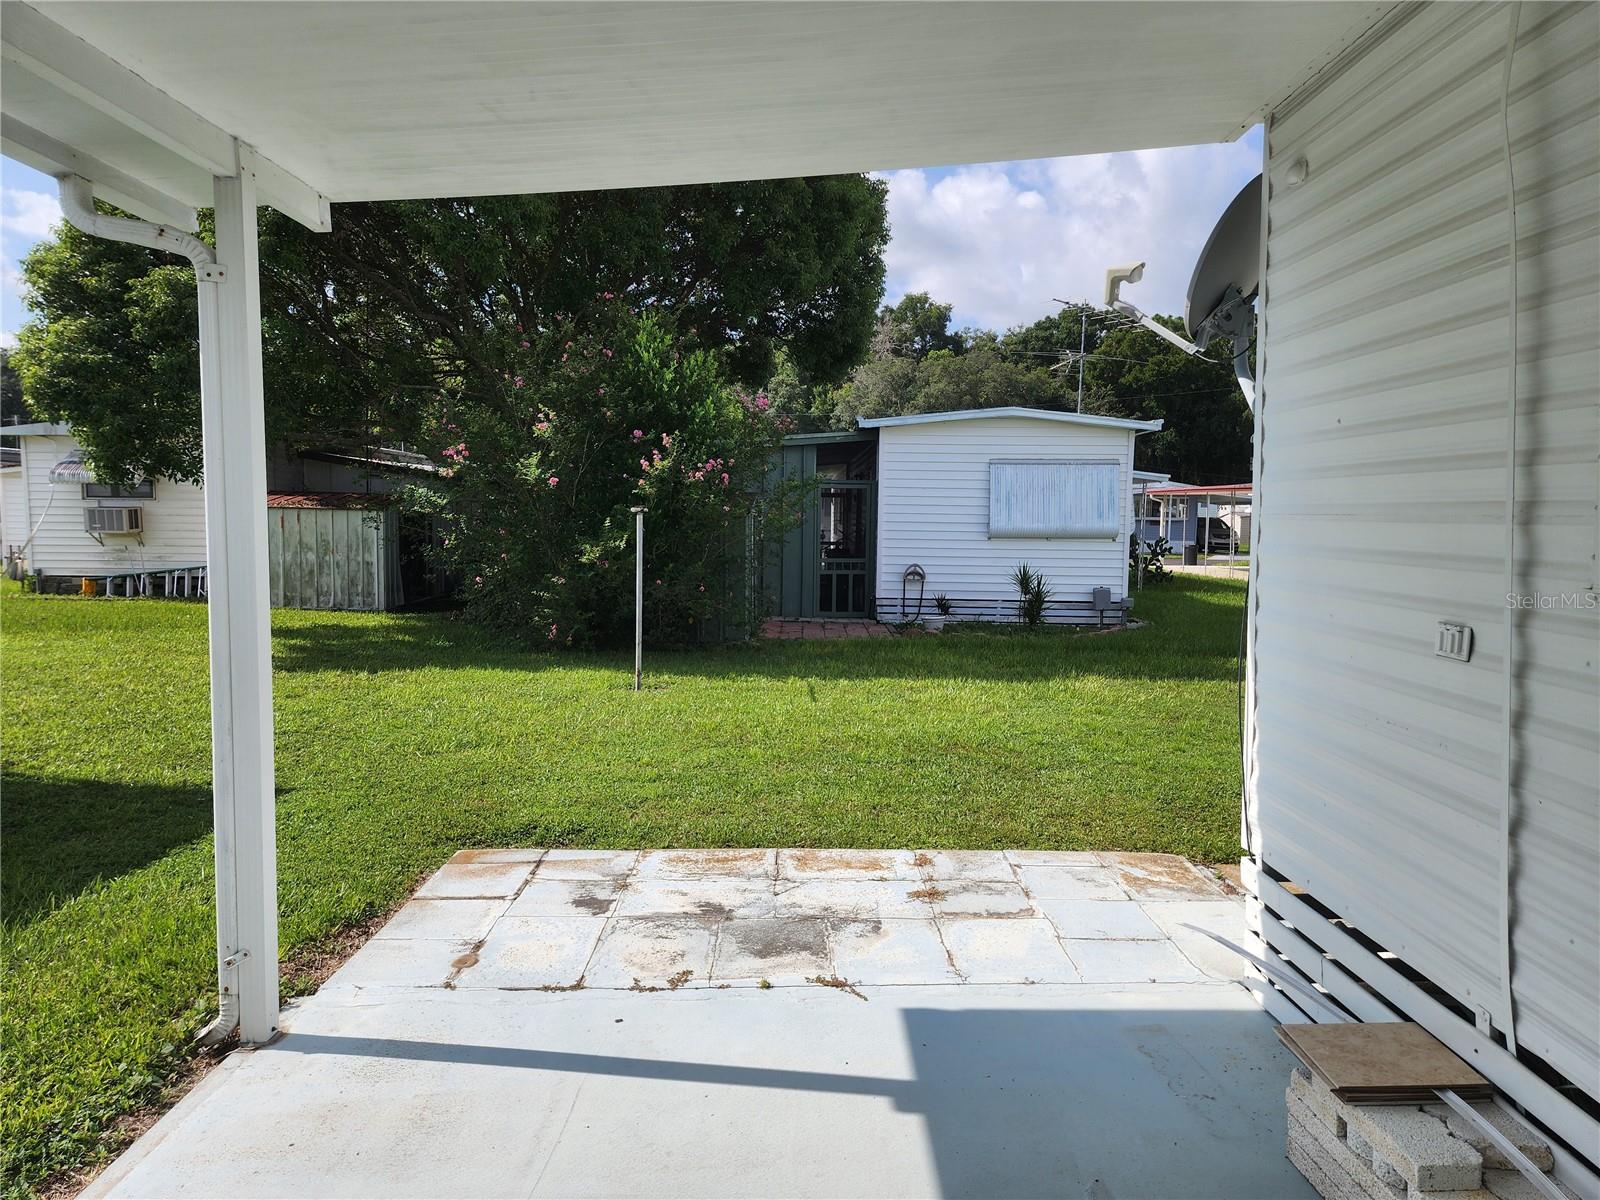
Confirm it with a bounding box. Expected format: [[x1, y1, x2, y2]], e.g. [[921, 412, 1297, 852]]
[[85, 506, 143, 535]]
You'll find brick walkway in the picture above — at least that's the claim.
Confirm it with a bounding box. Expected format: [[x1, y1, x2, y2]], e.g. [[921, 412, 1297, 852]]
[[760, 617, 895, 640]]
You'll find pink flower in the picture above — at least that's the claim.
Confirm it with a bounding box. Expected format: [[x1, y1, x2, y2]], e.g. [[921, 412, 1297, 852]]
[[600, 559, 609, 568], [513, 376, 525, 388], [698, 583, 706, 593], [520, 340, 530, 349], [548, 623, 558, 640], [632, 429, 644, 441], [597, 386, 606, 396], [561, 354, 568, 362], [474, 575, 483, 585], [755, 395, 770, 410], [661, 434, 672, 447], [602, 348, 613, 358], [548, 475, 559, 487], [603, 291, 615, 300]]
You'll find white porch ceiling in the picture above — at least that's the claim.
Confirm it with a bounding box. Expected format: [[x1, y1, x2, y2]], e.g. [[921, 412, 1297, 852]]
[[2, 1, 1393, 227]]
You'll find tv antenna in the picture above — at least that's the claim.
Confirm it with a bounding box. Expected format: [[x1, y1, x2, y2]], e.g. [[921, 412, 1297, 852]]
[[1102, 173, 1262, 408]]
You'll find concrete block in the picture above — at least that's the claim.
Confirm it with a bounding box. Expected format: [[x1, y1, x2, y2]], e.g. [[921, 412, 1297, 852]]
[[1292, 1066, 1348, 1138], [1423, 1104, 1553, 1172], [1349, 1128, 1407, 1191], [1482, 1169, 1577, 1200], [1288, 1099, 1404, 1200], [1343, 1104, 1481, 1193]]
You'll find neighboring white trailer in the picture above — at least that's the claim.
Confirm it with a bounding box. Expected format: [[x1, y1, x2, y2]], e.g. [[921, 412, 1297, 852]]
[[1245, 0, 1599, 1169], [863, 408, 1159, 623]]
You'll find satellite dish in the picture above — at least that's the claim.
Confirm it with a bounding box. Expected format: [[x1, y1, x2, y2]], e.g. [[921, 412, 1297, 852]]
[[1184, 174, 1261, 345]]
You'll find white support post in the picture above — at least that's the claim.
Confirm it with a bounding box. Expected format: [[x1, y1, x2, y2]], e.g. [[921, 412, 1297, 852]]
[[202, 166, 279, 1045]]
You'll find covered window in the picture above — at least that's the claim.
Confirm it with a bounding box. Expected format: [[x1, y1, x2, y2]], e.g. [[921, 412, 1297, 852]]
[[989, 459, 1118, 539], [84, 479, 154, 499]]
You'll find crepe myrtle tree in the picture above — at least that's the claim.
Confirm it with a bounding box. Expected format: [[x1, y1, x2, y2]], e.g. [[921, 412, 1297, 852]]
[[406, 300, 800, 647]]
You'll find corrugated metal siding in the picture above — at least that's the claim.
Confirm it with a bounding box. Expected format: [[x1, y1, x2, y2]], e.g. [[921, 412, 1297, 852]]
[[267, 507, 393, 611], [875, 417, 1135, 620], [1257, 1, 1598, 1095]]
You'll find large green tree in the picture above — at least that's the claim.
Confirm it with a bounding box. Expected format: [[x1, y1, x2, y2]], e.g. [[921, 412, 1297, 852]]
[[12, 177, 888, 484]]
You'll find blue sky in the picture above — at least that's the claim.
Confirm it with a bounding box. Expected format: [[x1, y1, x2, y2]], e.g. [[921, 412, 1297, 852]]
[[1, 127, 1261, 349]]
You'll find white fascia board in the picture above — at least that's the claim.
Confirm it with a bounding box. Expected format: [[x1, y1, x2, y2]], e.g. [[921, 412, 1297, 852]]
[[2, 113, 198, 230], [857, 407, 1163, 434], [1, 423, 73, 436], [1, 3, 330, 231]]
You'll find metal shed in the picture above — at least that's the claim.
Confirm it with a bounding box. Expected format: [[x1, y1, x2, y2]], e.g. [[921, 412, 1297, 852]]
[[265, 493, 396, 612]]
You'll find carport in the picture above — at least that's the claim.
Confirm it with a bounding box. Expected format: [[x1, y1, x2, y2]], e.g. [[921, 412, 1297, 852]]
[[3, 2, 1594, 1195]]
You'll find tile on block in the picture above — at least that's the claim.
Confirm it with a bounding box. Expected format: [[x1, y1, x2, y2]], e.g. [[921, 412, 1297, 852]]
[[913, 850, 1013, 882], [1014, 864, 1126, 900], [772, 879, 930, 920], [831, 919, 962, 985], [710, 917, 832, 985], [634, 849, 777, 880], [583, 916, 718, 990], [1103, 853, 1226, 901], [777, 848, 919, 881], [414, 861, 536, 899], [613, 878, 777, 920], [938, 918, 1080, 984], [1004, 850, 1104, 867], [534, 849, 640, 880], [928, 881, 1037, 919], [506, 878, 623, 918], [447, 848, 545, 865], [452, 916, 606, 989], [372, 898, 510, 942], [1063, 937, 1206, 983], [1034, 899, 1164, 941], [325, 937, 471, 990]]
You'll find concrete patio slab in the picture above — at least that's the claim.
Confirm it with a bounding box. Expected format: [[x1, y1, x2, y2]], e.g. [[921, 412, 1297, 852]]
[[1013, 862, 1126, 900], [88, 849, 1314, 1200], [912, 850, 1013, 881], [778, 848, 921, 881], [1035, 897, 1166, 940], [415, 860, 536, 899], [454, 916, 606, 989], [583, 916, 719, 991], [938, 917, 1081, 983], [1004, 849, 1104, 867], [771, 878, 930, 920], [926, 881, 1038, 918], [712, 918, 832, 986], [831, 919, 963, 986], [1105, 852, 1228, 900], [1063, 936, 1208, 983], [373, 897, 511, 941]]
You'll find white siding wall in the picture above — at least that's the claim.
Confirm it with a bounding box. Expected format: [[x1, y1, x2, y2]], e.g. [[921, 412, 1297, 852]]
[[1254, 0, 1598, 1105], [875, 416, 1135, 621], [16, 435, 208, 577], [1, 467, 27, 550]]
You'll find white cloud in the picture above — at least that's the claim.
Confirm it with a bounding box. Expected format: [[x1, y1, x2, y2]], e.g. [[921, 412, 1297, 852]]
[[878, 133, 1261, 332], [2, 187, 62, 241], [0, 331, 16, 351]]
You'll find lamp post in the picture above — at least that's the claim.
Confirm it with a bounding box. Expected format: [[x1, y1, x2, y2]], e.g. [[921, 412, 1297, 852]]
[[631, 505, 647, 692]]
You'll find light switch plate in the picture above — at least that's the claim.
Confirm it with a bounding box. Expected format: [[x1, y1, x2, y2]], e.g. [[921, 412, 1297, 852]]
[[1436, 621, 1473, 662]]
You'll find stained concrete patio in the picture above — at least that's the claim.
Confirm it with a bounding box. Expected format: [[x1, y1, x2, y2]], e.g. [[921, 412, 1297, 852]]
[[88, 850, 1314, 1199]]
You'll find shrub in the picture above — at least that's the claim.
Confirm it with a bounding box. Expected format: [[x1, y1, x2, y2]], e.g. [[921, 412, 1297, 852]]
[[1009, 562, 1052, 627], [933, 593, 953, 617], [1130, 534, 1172, 585], [404, 301, 800, 647]]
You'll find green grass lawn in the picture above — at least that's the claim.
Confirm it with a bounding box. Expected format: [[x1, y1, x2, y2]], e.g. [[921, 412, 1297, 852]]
[[1, 575, 1245, 1194]]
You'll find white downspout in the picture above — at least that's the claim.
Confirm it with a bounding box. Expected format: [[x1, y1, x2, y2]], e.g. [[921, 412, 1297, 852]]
[[55, 173, 243, 1044]]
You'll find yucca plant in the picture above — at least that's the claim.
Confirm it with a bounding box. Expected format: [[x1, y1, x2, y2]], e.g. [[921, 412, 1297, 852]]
[[1010, 562, 1052, 627]]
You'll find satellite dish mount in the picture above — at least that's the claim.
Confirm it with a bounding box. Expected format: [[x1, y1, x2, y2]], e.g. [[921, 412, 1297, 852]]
[[1101, 174, 1262, 409]]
